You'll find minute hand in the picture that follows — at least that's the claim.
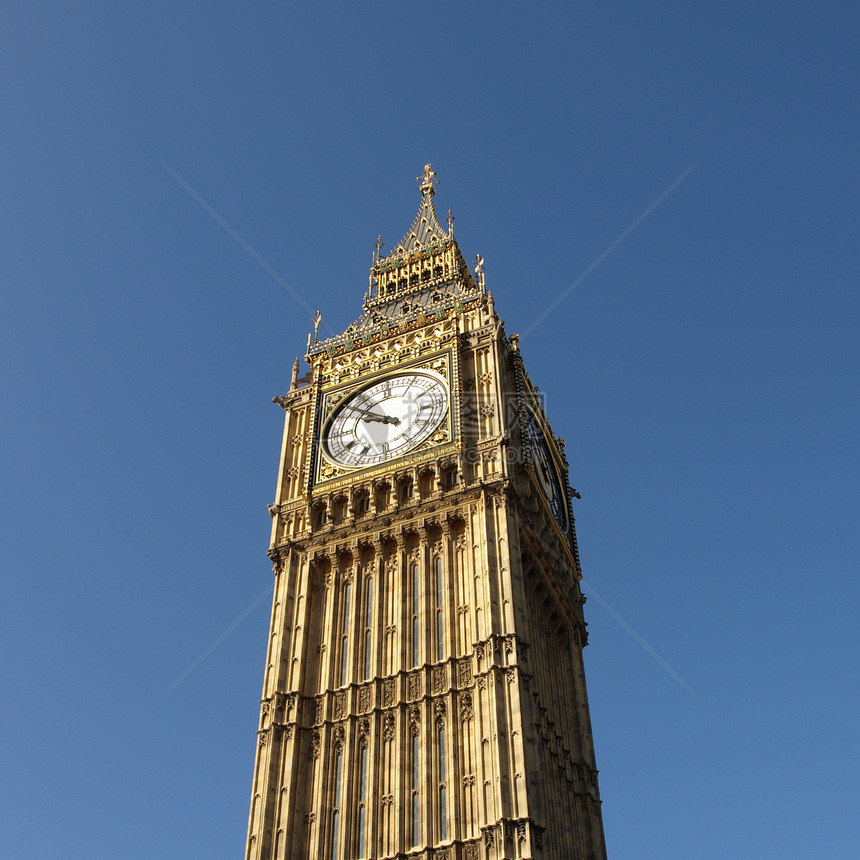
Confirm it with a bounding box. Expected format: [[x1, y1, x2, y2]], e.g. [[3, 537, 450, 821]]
[[352, 405, 400, 425]]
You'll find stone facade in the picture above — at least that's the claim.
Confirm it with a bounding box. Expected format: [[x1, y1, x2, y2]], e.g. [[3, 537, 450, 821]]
[[245, 167, 607, 859]]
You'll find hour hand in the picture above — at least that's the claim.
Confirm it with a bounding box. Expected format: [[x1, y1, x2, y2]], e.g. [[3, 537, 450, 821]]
[[353, 406, 400, 425]]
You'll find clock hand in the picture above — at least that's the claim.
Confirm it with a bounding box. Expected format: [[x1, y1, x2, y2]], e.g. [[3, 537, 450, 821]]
[[364, 413, 400, 425], [352, 405, 401, 425]]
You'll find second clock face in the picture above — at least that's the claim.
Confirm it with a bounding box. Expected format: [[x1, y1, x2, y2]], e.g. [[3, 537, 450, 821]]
[[323, 370, 449, 468], [523, 405, 568, 533]]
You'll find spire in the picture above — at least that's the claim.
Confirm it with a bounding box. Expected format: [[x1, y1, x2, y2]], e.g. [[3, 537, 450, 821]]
[[389, 163, 450, 255], [307, 165, 483, 357]]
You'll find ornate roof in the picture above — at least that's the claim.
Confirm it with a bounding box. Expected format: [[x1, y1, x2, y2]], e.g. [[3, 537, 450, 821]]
[[307, 165, 485, 358], [387, 164, 451, 255]]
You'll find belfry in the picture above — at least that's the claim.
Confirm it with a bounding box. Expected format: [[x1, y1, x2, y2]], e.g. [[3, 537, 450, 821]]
[[245, 166, 608, 859]]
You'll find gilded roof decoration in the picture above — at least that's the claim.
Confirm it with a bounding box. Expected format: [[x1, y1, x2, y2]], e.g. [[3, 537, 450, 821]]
[[307, 165, 485, 359], [387, 164, 450, 256]]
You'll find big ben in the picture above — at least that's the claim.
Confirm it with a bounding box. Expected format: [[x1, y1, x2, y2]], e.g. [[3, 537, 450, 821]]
[[245, 166, 608, 859]]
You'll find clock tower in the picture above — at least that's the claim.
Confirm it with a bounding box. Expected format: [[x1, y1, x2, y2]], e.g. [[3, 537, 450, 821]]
[[245, 166, 607, 859]]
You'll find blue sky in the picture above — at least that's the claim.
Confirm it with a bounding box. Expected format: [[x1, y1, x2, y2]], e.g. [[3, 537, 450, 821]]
[[2, 2, 858, 858]]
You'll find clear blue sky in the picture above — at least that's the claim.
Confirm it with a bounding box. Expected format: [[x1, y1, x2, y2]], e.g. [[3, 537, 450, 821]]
[[3, 2, 858, 858]]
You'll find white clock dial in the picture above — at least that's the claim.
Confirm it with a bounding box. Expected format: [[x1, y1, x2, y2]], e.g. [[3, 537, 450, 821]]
[[323, 370, 449, 468]]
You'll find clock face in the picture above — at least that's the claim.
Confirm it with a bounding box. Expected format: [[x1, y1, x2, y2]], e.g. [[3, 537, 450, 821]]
[[323, 370, 449, 468], [523, 406, 568, 533]]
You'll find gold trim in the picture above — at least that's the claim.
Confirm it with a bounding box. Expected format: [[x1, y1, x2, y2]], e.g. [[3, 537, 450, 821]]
[[312, 350, 458, 487]]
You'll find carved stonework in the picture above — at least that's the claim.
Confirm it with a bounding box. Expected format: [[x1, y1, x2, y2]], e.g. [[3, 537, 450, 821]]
[[408, 673, 421, 700], [433, 666, 446, 693], [458, 659, 473, 686], [383, 714, 395, 742], [383, 680, 396, 706], [334, 692, 346, 719], [311, 731, 320, 759], [409, 706, 421, 730], [319, 459, 352, 481], [460, 693, 473, 722], [359, 686, 371, 712]]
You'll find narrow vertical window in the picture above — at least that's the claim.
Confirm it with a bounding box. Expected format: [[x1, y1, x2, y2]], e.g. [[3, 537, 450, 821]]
[[411, 562, 420, 667], [340, 581, 351, 687], [364, 577, 373, 680], [411, 729, 421, 846], [357, 743, 368, 858], [343, 581, 352, 633], [340, 640, 349, 687], [331, 811, 340, 860], [334, 749, 343, 808], [438, 724, 447, 841], [438, 724, 446, 783], [332, 749, 343, 860], [435, 557, 445, 661]]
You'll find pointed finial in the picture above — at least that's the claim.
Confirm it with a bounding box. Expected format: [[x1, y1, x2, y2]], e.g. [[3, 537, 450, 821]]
[[311, 309, 323, 340], [290, 357, 300, 390], [447, 209, 455, 234], [417, 163, 438, 199], [474, 254, 486, 291], [374, 234, 384, 262]]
